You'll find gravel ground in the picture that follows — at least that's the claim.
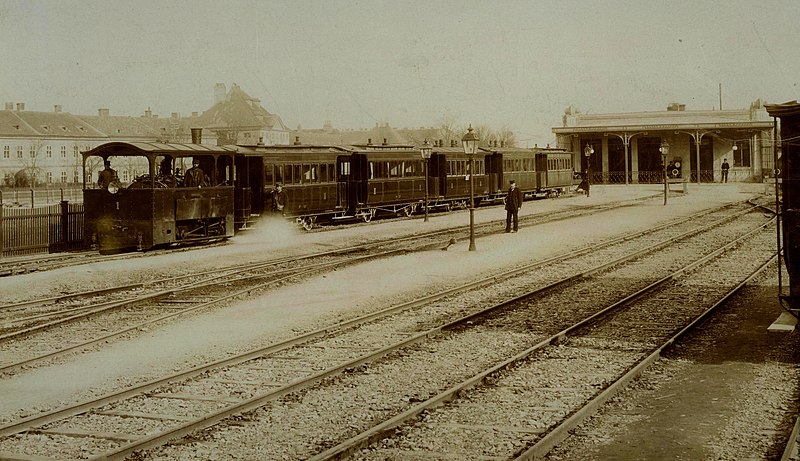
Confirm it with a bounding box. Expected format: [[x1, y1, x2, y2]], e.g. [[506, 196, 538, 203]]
[[1, 183, 793, 460]]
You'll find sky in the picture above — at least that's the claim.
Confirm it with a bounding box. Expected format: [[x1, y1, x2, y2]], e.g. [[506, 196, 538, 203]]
[[1, 0, 798, 146]]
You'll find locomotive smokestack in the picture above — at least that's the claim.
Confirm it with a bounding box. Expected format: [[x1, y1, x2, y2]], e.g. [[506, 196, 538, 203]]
[[190, 128, 202, 144], [294, 136, 301, 145]]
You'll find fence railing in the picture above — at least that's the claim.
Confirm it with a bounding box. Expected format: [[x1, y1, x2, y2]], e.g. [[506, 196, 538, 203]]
[[0, 187, 83, 208], [1, 201, 86, 257], [591, 169, 758, 184]]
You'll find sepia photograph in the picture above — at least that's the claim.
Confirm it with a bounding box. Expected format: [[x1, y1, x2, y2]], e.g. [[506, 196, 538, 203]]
[[1, 0, 799, 459]]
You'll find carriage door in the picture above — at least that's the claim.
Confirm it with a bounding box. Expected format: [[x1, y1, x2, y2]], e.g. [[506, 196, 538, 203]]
[[486, 153, 502, 193], [336, 155, 351, 211], [429, 153, 447, 197], [535, 154, 548, 190]]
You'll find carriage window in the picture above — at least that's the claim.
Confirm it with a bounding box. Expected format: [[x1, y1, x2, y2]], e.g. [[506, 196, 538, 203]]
[[274, 165, 284, 184], [264, 164, 274, 185], [404, 161, 416, 176], [389, 161, 400, 177], [292, 164, 301, 184], [303, 164, 312, 181], [340, 161, 350, 176]]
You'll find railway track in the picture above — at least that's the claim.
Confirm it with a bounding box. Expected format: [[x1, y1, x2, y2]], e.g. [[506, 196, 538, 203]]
[[0, 193, 665, 372], [0, 193, 658, 279], [0, 200, 776, 459]]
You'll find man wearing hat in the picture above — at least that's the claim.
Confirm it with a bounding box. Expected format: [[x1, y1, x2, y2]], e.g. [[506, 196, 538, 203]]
[[183, 158, 206, 187], [97, 159, 118, 189], [505, 179, 523, 233]]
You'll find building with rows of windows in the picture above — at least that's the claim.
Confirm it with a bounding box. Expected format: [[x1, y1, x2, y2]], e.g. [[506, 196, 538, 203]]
[[0, 83, 290, 188]]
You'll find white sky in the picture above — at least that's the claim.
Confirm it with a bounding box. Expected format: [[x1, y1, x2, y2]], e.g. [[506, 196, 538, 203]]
[[1, 0, 798, 146]]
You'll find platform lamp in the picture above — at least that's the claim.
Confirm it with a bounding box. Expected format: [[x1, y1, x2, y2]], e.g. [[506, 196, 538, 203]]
[[462, 125, 479, 251], [583, 144, 594, 197], [420, 140, 433, 222], [659, 140, 670, 205]]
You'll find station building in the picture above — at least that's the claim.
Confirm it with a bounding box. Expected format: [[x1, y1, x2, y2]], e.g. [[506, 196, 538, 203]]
[[553, 100, 775, 184]]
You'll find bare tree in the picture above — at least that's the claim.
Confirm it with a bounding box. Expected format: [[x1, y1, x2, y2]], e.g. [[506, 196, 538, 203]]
[[18, 139, 44, 186], [495, 127, 517, 148]]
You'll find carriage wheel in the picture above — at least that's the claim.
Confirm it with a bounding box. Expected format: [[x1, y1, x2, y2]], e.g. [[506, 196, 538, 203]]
[[301, 217, 314, 231], [403, 205, 414, 217], [362, 210, 374, 223]]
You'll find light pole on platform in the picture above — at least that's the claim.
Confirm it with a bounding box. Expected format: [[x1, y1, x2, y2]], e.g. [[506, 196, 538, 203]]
[[462, 125, 479, 251], [420, 140, 432, 222], [660, 140, 670, 205], [583, 144, 594, 197]]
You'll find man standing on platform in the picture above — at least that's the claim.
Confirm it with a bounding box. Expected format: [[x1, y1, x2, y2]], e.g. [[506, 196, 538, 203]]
[[721, 158, 730, 183], [505, 180, 523, 233]]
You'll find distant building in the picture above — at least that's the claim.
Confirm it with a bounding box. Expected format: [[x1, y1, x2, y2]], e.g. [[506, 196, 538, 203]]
[[552, 100, 774, 183], [0, 83, 291, 187], [0, 103, 107, 187], [195, 83, 290, 146]]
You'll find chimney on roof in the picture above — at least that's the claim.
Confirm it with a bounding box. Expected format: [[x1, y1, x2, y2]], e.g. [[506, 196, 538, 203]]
[[667, 102, 686, 111], [16, 103, 25, 111], [214, 83, 226, 104], [191, 111, 198, 117], [451, 140, 457, 147], [382, 138, 387, 145], [171, 112, 179, 119], [367, 138, 372, 145], [439, 139, 444, 147], [5, 102, 13, 111], [98, 108, 109, 117], [294, 136, 301, 145], [190, 128, 202, 144], [54, 105, 62, 113]]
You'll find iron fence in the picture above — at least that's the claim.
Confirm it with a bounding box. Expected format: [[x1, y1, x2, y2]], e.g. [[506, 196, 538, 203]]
[[1, 200, 85, 257], [591, 169, 758, 184]]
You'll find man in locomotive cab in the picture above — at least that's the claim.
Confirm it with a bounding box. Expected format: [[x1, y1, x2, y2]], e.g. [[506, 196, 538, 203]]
[[183, 158, 206, 187], [157, 156, 176, 187], [97, 160, 118, 189]]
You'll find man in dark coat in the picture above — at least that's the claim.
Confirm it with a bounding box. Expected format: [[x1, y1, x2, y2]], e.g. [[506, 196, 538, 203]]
[[97, 160, 118, 189], [183, 158, 206, 187], [505, 180, 523, 233], [721, 158, 730, 183], [272, 183, 287, 214]]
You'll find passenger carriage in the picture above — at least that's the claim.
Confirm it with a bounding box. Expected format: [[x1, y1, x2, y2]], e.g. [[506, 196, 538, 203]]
[[429, 145, 490, 210], [82, 140, 236, 254], [235, 144, 347, 230]]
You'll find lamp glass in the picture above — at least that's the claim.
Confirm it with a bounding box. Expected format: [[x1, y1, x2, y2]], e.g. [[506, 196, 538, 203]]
[[462, 125, 479, 155], [420, 140, 432, 160]]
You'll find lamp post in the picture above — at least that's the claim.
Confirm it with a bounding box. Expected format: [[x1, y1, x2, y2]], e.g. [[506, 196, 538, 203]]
[[583, 144, 594, 197], [420, 140, 432, 222], [659, 140, 670, 205], [462, 125, 479, 251]]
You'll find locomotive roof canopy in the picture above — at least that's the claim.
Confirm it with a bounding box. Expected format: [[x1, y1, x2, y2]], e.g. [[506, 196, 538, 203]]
[[82, 141, 238, 157]]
